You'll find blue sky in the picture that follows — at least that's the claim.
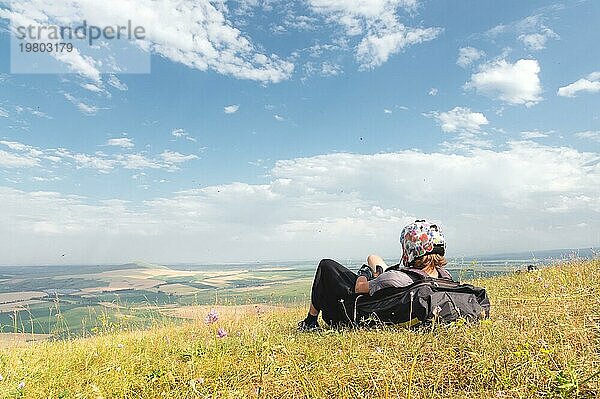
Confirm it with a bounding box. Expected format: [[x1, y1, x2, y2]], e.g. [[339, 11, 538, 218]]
[[0, 0, 599, 265]]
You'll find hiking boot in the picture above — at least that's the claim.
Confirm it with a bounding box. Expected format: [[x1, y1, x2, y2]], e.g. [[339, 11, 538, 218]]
[[297, 319, 320, 332]]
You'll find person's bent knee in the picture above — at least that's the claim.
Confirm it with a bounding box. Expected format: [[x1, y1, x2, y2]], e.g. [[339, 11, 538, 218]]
[[318, 258, 336, 270], [366, 254, 381, 266]]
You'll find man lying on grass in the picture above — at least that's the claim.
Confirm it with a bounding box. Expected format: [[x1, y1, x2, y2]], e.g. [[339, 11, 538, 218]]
[[299, 220, 453, 331]]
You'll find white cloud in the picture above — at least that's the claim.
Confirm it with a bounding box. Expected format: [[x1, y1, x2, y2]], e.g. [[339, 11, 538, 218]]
[[431, 107, 489, 133], [15, 106, 52, 119], [274, 114, 285, 121], [308, 0, 441, 69], [487, 14, 559, 52], [521, 130, 548, 139], [355, 25, 442, 69], [81, 83, 104, 93], [456, 47, 484, 68], [428, 88, 438, 96], [0, 107, 9, 118], [302, 61, 344, 80], [63, 93, 100, 115], [115, 154, 164, 170], [1, 141, 598, 264], [0, 150, 40, 168], [224, 105, 240, 114], [0, 140, 198, 174], [465, 59, 542, 106], [31, 176, 61, 182], [321, 62, 342, 76], [575, 131, 600, 143], [0, 140, 43, 168], [76, 102, 99, 115], [160, 150, 199, 164], [106, 138, 134, 148], [384, 109, 392, 114], [557, 72, 600, 98], [518, 28, 559, 51], [68, 152, 117, 173], [4, 0, 294, 83], [107, 75, 128, 91], [171, 128, 197, 142]]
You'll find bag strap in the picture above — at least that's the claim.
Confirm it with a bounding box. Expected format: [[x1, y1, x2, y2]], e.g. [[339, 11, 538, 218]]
[[399, 268, 429, 282], [386, 265, 454, 282]]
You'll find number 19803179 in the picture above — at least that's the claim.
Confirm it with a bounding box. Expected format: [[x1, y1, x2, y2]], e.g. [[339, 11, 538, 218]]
[[19, 42, 74, 52]]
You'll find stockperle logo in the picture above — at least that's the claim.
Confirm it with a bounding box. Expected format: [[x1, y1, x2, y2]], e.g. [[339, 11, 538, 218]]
[[8, 16, 151, 75]]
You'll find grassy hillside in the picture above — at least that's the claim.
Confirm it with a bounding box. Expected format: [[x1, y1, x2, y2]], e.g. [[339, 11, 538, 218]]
[[1, 260, 599, 398]]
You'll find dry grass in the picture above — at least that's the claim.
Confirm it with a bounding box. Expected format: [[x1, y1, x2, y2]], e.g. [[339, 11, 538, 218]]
[[0, 260, 599, 398]]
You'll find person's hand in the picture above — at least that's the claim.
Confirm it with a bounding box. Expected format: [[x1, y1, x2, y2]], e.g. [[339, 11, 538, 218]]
[[358, 264, 375, 280]]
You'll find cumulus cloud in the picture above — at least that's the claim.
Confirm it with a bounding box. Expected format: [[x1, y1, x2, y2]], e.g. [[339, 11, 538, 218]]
[[428, 88, 438, 96], [557, 72, 600, 98], [465, 59, 542, 106], [1, 141, 598, 264], [106, 138, 134, 148], [308, 0, 442, 69], [3, 0, 293, 83], [430, 107, 489, 133], [456, 47, 484, 68], [274, 114, 285, 121], [224, 105, 240, 114], [0, 107, 8, 118]]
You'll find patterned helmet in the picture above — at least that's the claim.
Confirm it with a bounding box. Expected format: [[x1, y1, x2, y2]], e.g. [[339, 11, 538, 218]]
[[400, 220, 446, 266]]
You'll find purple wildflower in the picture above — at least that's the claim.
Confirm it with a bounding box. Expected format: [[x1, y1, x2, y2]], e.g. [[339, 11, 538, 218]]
[[204, 308, 219, 324], [216, 327, 228, 338], [18, 381, 25, 389]]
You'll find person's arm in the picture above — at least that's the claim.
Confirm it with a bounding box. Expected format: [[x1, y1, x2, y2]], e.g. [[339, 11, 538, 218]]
[[357, 271, 415, 296], [355, 275, 370, 294]]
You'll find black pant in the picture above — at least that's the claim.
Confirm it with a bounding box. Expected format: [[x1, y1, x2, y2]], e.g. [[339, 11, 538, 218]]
[[311, 259, 358, 326]]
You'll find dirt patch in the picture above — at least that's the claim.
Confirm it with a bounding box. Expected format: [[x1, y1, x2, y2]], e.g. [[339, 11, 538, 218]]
[[153, 283, 201, 295], [80, 277, 162, 294], [0, 291, 47, 304], [0, 300, 46, 312]]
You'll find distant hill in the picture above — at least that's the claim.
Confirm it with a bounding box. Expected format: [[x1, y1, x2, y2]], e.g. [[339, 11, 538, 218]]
[[467, 247, 599, 262]]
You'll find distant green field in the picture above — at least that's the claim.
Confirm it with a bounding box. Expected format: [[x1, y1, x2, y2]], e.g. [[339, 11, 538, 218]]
[[0, 263, 315, 337], [0, 277, 106, 293]]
